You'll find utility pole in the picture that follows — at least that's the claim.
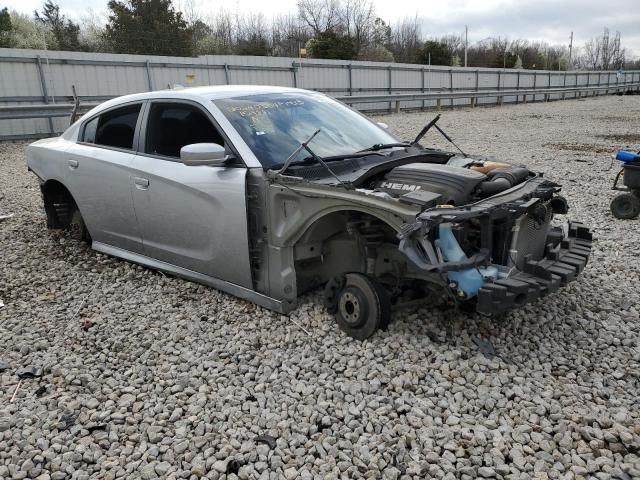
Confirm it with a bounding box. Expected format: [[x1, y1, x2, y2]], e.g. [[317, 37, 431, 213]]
[[568, 31, 573, 67], [464, 25, 468, 67]]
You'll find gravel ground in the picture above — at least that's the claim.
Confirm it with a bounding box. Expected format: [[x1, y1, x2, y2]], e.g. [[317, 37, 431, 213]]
[[1, 95, 639, 480]]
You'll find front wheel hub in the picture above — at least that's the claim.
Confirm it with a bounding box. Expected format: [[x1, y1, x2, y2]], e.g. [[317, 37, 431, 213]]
[[338, 288, 368, 327]]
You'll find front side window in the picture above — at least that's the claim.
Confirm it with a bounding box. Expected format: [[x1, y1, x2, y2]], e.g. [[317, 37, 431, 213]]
[[82, 103, 141, 150], [214, 92, 398, 168], [145, 103, 225, 158]]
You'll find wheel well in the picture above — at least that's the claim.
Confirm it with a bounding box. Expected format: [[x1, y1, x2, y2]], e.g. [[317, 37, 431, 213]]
[[293, 210, 407, 295], [41, 180, 78, 229]]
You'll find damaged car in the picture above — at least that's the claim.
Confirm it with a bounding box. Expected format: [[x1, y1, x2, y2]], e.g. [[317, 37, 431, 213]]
[[27, 86, 592, 339]]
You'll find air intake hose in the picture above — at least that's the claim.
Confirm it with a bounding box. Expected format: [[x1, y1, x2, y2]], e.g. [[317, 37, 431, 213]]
[[477, 167, 532, 196]]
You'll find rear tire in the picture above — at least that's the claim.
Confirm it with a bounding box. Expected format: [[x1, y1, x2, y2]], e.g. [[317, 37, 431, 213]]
[[611, 192, 640, 219], [335, 273, 390, 340], [67, 209, 91, 243]]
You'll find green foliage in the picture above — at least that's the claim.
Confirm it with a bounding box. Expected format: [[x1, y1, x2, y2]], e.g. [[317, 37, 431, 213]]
[[308, 29, 355, 60], [236, 35, 270, 56], [0, 7, 12, 47], [105, 0, 193, 56], [490, 51, 517, 68], [360, 45, 393, 62], [34, 1, 81, 51], [416, 40, 452, 66], [6, 10, 51, 49]]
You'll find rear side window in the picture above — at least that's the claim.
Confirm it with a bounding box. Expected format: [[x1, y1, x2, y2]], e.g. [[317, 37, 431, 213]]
[[145, 103, 225, 158], [82, 104, 142, 150]]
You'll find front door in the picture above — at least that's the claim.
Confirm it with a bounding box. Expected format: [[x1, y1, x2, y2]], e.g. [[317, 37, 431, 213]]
[[130, 100, 252, 288]]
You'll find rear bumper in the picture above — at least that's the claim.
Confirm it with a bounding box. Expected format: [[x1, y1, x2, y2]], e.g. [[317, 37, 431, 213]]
[[476, 222, 593, 314]]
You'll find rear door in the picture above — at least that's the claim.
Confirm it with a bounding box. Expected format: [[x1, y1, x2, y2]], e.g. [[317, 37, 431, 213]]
[[65, 102, 145, 253], [130, 99, 252, 288]]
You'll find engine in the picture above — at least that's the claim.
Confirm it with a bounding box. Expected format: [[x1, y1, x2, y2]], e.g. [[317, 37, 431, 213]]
[[373, 162, 534, 207]]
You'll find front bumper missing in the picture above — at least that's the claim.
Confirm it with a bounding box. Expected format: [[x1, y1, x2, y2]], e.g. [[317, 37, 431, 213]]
[[475, 222, 593, 314]]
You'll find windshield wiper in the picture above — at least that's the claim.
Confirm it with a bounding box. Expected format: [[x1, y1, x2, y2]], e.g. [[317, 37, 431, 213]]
[[292, 150, 385, 165], [411, 114, 468, 157], [357, 142, 411, 153], [271, 130, 353, 189]]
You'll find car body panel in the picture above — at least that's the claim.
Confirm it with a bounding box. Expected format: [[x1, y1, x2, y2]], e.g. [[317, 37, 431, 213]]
[[129, 155, 252, 288], [65, 142, 144, 253]]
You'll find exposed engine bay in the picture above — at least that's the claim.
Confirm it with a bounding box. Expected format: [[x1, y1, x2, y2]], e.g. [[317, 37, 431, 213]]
[[261, 114, 592, 340], [368, 159, 533, 206]]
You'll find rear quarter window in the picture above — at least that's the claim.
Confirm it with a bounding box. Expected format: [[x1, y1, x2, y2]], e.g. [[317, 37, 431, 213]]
[[82, 104, 142, 150]]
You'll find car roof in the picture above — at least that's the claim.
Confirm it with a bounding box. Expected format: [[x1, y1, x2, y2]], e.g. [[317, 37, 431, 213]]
[[93, 85, 312, 112]]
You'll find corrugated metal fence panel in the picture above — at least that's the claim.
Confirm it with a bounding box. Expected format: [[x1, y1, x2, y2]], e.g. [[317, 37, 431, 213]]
[[1, 47, 639, 139]]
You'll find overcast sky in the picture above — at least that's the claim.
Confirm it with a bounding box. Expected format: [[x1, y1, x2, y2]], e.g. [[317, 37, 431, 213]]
[[3, 0, 640, 58]]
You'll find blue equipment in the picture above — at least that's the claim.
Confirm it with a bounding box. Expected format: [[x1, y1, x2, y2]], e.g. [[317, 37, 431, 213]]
[[610, 150, 640, 219], [438, 223, 498, 298]]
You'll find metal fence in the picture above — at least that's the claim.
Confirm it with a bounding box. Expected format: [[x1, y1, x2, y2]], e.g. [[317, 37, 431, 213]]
[[1, 47, 639, 141]]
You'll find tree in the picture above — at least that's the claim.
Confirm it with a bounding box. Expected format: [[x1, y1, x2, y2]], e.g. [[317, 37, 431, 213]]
[[271, 14, 310, 57], [78, 9, 109, 52], [580, 28, 625, 70], [341, 0, 374, 58], [34, 1, 81, 51], [307, 29, 355, 59], [416, 40, 452, 66], [297, 0, 340, 36], [7, 10, 51, 48], [105, 0, 193, 56], [388, 16, 420, 63], [0, 7, 12, 47], [235, 12, 271, 56]]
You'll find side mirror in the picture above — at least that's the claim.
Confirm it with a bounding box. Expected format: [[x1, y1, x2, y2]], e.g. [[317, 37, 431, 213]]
[[377, 122, 389, 130], [180, 143, 229, 167]]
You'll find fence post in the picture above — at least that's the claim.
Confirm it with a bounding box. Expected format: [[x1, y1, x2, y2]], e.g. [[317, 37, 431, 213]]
[[421, 68, 426, 110], [347, 63, 352, 96], [35, 55, 54, 134], [449, 68, 454, 108], [388, 65, 392, 112], [224, 63, 230, 84], [291, 62, 298, 88], [145, 60, 154, 91], [497, 70, 501, 106], [475, 69, 479, 107], [516, 71, 520, 104]]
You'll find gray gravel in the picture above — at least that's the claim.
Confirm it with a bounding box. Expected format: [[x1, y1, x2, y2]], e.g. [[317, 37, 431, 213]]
[[1, 95, 640, 480]]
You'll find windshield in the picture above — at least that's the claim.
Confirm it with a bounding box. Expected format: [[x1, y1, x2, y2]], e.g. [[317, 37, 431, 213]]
[[214, 92, 398, 168]]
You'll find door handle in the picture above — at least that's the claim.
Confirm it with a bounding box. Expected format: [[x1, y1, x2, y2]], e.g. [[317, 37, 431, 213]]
[[68, 159, 79, 169], [134, 177, 149, 189]]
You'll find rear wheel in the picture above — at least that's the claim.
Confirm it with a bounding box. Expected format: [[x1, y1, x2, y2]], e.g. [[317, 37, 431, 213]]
[[334, 273, 390, 340], [67, 209, 91, 243], [611, 192, 640, 219]]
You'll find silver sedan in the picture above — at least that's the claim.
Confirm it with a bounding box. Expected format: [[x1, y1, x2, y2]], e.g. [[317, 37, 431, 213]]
[[27, 86, 592, 339]]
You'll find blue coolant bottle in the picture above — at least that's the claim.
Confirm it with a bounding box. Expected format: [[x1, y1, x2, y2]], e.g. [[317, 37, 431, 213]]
[[438, 223, 486, 298]]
